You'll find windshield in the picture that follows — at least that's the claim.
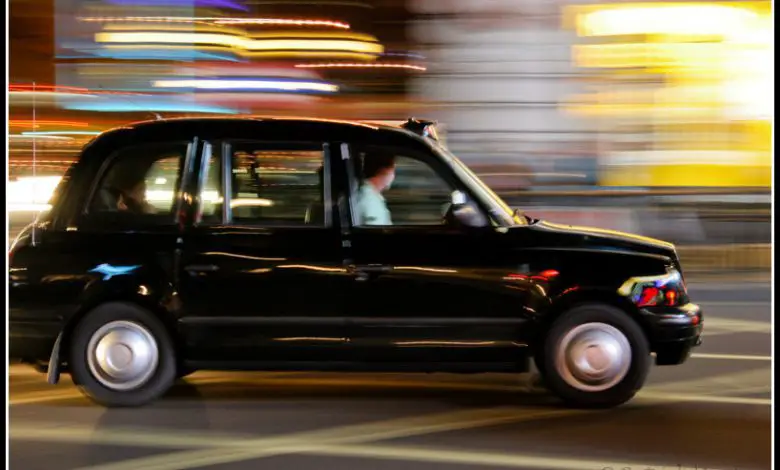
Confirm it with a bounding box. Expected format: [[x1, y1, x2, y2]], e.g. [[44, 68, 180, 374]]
[[430, 143, 525, 226]]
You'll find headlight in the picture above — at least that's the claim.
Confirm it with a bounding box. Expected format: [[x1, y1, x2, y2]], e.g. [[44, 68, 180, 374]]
[[618, 269, 688, 307]]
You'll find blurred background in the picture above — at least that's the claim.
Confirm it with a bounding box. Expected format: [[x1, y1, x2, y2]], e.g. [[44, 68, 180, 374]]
[[8, 0, 773, 274]]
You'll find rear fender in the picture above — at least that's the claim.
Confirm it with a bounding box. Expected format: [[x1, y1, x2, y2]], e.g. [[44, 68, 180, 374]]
[[50, 274, 181, 384]]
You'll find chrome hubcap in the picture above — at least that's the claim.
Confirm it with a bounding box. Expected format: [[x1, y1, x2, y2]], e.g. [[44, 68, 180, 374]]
[[555, 322, 631, 392], [87, 320, 159, 391]]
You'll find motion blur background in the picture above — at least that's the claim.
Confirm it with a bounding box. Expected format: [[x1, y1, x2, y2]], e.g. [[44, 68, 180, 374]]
[[8, 0, 773, 274]]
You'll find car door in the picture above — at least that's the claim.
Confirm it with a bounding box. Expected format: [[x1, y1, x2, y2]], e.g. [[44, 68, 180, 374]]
[[10, 138, 195, 355], [177, 139, 351, 366], [338, 142, 530, 368]]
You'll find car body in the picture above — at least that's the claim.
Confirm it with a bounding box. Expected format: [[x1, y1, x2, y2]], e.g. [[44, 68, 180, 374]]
[[9, 117, 703, 408]]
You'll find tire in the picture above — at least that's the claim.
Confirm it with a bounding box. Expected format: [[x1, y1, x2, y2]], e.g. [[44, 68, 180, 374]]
[[69, 302, 176, 407], [539, 303, 650, 408]]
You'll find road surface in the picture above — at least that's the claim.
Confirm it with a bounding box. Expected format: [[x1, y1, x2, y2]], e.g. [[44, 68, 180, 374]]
[[9, 283, 772, 470]]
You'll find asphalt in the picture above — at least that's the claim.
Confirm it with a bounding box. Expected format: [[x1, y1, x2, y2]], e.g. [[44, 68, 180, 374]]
[[8, 283, 772, 470]]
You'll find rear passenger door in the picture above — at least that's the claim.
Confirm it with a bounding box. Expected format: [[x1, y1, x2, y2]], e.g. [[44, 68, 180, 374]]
[[19, 139, 195, 322], [178, 140, 351, 366]]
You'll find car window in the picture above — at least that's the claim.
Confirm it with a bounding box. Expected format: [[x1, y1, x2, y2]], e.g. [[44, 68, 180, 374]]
[[351, 146, 454, 227], [201, 141, 326, 227], [87, 142, 188, 220]]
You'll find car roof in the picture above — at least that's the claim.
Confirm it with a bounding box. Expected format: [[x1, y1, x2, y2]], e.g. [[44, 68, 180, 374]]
[[123, 115, 393, 131], [87, 115, 430, 151], [112, 116, 411, 139]]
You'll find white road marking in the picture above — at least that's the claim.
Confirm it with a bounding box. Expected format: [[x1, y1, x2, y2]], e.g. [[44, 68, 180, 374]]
[[311, 443, 734, 470], [10, 424, 251, 449], [12, 423, 742, 470], [72, 407, 591, 470], [690, 353, 771, 361], [637, 392, 771, 406], [643, 368, 771, 398]]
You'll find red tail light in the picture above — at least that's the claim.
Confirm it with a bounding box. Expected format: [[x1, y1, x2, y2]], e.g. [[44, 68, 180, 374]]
[[540, 269, 559, 279]]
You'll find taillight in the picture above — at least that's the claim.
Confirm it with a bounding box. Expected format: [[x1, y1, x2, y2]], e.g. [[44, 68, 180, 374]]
[[618, 269, 687, 307]]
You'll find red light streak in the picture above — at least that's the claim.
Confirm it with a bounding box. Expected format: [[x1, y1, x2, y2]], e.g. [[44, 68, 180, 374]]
[[9, 120, 90, 128]]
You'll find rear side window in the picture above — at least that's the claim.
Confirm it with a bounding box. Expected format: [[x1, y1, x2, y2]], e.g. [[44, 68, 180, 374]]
[[87, 142, 189, 222], [198, 141, 328, 227]]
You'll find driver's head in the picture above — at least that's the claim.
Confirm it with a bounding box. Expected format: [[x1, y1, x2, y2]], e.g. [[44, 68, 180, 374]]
[[363, 151, 396, 192]]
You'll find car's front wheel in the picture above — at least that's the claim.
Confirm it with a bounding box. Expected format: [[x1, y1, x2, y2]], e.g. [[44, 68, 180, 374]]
[[538, 303, 650, 408], [69, 302, 176, 407]]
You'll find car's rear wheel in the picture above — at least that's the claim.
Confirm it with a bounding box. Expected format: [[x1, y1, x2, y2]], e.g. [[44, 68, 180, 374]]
[[69, 302, 176, 407], [539, 303, 650, 408]]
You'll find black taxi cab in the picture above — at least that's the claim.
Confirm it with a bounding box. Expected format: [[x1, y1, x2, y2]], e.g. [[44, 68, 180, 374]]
[[9, 117, 703, 408]]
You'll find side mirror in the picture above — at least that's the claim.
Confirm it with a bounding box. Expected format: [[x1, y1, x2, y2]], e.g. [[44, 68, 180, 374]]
[[445, 190, 488, 228]]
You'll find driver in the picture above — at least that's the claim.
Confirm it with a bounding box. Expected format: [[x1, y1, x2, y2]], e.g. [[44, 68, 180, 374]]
[[355, 152, 395, 226]]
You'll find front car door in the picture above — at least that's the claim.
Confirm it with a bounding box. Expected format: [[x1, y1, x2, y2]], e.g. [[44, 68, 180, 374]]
[[338, 141, 532, 369], [177, 138, 351, 368]]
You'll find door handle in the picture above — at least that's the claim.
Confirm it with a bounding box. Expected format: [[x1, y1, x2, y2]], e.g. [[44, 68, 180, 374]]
[[351, 264, 391, 281], [357, 265, 391, 273], [184, 264, 220, 275]]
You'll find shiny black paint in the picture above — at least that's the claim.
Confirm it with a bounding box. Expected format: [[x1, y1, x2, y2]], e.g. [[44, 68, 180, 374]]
[[344, 226, 536, 364], [9, 117, 702, 377], [178, 225, 352, 364]]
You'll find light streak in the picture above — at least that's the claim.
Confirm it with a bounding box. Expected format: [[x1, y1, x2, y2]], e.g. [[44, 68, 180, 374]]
[[151, 79, 339, 92], [295, 62, 426, 71], [95, 31, 384, 55], [80, 17, 349, 29]]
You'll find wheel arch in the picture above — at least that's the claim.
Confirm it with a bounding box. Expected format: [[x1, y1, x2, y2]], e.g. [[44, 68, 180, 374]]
[[54, 283, 184, 383], [530, 286, 650, 353]]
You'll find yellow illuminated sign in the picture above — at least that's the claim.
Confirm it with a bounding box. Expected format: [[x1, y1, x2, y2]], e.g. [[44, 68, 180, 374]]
[[562, 2, 772, 187]]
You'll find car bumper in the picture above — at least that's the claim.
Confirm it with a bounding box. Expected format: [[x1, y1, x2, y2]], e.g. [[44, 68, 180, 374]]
[[639, 303, 703, 366]]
